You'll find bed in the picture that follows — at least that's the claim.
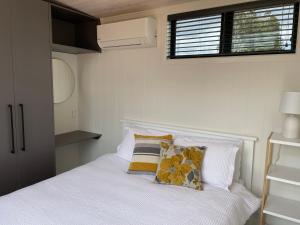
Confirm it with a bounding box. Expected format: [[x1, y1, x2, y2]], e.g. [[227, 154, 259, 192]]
[[0, 120, 260, 225]]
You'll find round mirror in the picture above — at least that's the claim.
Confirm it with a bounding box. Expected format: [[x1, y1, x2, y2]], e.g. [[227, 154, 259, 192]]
[[52, 58, 75, 104]]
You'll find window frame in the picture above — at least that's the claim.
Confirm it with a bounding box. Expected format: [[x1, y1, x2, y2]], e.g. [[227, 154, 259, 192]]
[[168, 0, 299, 59]]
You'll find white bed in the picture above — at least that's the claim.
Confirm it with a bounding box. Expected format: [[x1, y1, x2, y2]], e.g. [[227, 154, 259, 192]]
[[0, 154, 259, 225], [0, 120, 260, 225]]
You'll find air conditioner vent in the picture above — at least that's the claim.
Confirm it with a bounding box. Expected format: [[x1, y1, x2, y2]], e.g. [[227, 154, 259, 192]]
[[97, 17, 156, 50]]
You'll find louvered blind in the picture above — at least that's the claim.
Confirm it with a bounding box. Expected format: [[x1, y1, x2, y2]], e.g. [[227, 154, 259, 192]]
[[167, 15, 222, 57], [167, 0, 299, 59], [231, 4, 296, 53]]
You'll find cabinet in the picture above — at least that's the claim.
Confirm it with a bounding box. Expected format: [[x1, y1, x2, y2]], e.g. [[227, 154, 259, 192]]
[[0, 0, 55, 196], [0, 0, 19, 195]]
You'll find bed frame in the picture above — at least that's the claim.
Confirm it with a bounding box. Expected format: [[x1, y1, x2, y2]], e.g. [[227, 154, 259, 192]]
[[121, 119, 258, 191]]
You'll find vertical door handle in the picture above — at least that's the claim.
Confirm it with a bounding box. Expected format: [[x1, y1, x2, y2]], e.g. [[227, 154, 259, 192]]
[[8, 105, 15, 154], [19, 104, 26, 151]]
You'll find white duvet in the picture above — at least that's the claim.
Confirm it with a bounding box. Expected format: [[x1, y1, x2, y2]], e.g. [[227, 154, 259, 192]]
[[0, 154, 260, 225]]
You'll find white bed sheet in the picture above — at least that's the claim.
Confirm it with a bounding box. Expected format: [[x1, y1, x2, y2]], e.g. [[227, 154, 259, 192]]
[[0, 154, 260, 225]]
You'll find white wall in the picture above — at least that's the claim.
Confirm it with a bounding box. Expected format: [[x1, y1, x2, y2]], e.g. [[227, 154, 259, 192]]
[[52, 52, 80, 174], [77, 1, 300, 223]]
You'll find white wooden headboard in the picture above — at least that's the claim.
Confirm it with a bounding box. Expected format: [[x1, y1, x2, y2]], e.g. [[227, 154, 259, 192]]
[[121, 119, 258, 191]]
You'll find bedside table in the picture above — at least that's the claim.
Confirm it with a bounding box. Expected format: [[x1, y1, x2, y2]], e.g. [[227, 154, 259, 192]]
[[260, 132, 300, 225]]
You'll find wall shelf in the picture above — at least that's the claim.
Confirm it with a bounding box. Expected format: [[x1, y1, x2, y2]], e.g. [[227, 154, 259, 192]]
[[51, 2, 101, 54], [52, 44, 100, 54], [55, 130, 101, 147]]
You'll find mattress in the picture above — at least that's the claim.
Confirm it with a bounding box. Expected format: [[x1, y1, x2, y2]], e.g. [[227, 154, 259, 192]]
[[0, 154, 260, 225]]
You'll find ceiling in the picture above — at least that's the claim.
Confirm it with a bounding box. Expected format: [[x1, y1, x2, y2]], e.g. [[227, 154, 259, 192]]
[[56, 0, 198, 17]]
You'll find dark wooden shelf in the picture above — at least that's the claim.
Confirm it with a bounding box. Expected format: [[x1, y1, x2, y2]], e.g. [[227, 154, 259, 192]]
[[51, 2, 101, 54], [55, 130, 102, 147], [52, 44, 100, 54]]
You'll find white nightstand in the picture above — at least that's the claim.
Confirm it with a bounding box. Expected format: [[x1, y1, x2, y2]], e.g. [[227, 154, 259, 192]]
[[260, 132, 300, 225]]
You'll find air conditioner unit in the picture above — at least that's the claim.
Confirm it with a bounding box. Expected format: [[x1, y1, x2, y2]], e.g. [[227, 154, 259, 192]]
[[97, 17, 156, 50]]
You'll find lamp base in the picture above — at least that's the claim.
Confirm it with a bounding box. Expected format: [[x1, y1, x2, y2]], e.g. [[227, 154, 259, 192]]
[[282, 114, 300, 139]]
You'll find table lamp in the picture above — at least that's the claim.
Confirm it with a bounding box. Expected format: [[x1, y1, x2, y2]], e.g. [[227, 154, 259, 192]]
[[279, 92, 300, 139]]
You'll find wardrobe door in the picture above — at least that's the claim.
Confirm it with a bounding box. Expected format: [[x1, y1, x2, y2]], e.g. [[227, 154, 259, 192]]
[[0, 0, 19, 196], [12, 0, 55, 188]]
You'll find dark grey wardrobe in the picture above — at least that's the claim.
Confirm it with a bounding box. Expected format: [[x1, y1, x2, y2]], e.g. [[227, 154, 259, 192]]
[[0, 0, 55, 196]]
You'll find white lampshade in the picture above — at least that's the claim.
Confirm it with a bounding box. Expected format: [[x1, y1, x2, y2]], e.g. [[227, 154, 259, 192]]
[[279, 92, 300, 115]]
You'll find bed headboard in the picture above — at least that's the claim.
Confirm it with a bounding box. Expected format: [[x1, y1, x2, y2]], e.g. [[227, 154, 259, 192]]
[[121, 119, 258, 191]]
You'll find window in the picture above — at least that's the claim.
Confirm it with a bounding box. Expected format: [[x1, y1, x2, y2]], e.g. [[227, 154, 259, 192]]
[[167, 0, 299, 58], [169, 15, 222, 56]]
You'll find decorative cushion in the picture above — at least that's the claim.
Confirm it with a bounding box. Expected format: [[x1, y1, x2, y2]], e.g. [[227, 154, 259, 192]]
[[127, 134, 173, 175], [155, 142, 206, 190], [117, 128, 174, 161], [174, 137, 241, 191]]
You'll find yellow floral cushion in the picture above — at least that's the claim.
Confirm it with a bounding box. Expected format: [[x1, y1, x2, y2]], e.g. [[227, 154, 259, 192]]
[[155, 142, 206, 190]]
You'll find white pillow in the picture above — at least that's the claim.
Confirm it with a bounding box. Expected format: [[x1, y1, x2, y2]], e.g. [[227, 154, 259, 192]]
[[117, 128, 173, 161], [117, 130, 135, 161], [174, 136, 242, 191]]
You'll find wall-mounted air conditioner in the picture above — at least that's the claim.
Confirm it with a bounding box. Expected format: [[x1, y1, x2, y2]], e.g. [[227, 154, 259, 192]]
[[97, 17, 156, 50]]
